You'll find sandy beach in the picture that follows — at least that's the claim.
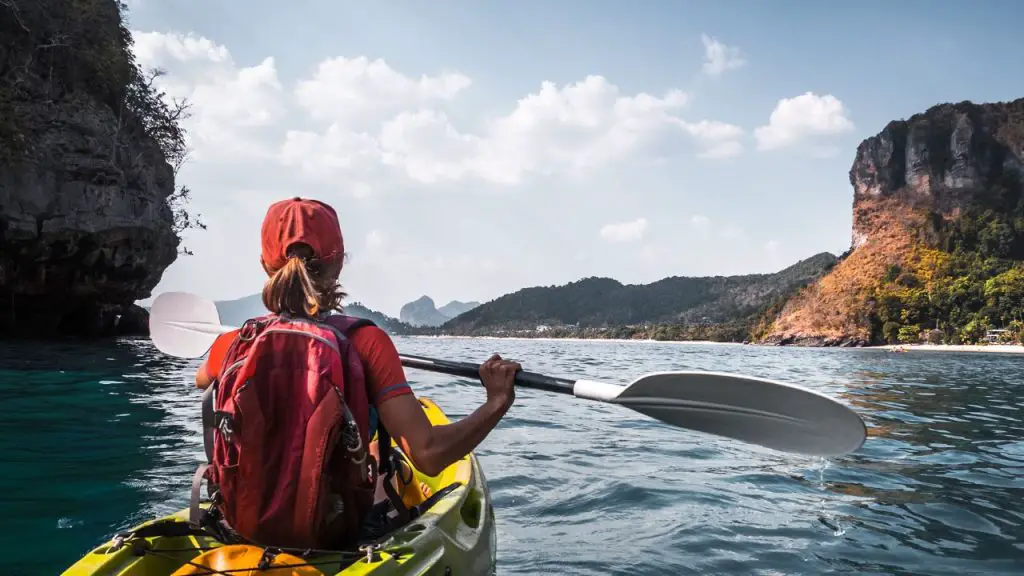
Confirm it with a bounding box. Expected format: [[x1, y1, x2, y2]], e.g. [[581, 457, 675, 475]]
[[869, 343, 1024, 354]]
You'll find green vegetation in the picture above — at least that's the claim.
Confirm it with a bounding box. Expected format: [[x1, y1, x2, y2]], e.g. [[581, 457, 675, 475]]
[[345, 302, 417, 335], [747, 292, 798, 343], [0, 0, 203, 250], [447, 320, 758, 343], [867, 173, 1024, 344], [435, 253, 837, 341]]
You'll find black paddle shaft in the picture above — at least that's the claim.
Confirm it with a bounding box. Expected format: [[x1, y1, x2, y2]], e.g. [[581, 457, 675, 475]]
[[398, 354, 576, 395]]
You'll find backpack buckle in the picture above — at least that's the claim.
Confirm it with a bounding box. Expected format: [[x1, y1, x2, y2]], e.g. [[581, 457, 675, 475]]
[[360, 543, 381, 563], [257, 548, 281, 569], [214, 412, 234, 441], [238, 316, 273, 341]]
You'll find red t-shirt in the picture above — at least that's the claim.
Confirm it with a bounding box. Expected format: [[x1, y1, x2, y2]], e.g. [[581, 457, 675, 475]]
[[199, 324, 412, 406]]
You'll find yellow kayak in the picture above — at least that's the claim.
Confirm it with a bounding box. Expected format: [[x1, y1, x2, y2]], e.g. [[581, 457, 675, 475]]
[[61, 397, 497, 575]]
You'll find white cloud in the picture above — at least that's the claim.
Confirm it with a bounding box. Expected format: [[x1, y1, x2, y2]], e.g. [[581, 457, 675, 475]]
[[133, 31, 231, 66], [280, 124, 384, 182], [600, 218, 649, 243], [287, 73, 746, 186], [134, 28, 795, 314], [461, 76, 693, 183], [691, 214, 711, 231], [764, 239, 781, 254], [701, 34, 746, 76], [135, 29, 748, 192], [754, 92, 855, 151], [682, 120, 745, 159], [294, 56, 471, 126], [132, 31, 285, 162], [377, 110, 480, 184]]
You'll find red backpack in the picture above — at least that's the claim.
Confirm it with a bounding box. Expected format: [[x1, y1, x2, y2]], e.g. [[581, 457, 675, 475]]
[[189, 313, 381, 549]]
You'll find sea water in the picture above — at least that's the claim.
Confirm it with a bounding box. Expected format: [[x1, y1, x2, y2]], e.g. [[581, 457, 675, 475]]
[[1, 337, 1021, 574]]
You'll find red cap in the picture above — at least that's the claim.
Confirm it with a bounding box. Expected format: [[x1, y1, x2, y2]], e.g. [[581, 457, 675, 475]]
[[260, 197, 344, 272]]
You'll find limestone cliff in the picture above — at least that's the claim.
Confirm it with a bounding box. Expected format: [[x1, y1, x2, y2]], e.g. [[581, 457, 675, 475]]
[[400, 296, 451, 328], [763, 98, 1024, 346], [0, 0, 188, 338]]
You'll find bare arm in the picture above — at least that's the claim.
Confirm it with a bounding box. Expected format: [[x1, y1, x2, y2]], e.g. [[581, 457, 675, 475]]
[[193, 330, 237, 390], [376, 355, 518, 476], [195, 362, 213, 389]]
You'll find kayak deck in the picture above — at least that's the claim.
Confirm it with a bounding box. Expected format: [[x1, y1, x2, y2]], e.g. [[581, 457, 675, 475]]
[[62, 397, 496, 576]]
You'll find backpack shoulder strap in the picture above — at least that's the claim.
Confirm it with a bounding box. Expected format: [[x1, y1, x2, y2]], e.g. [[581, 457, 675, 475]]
[[190, 316, 275, 526], [321, 314, 411, 524], [324, 314, 377, 337]]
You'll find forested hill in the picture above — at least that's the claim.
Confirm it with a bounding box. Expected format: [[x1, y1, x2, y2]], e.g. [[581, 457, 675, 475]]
[[439, 252, 838, 336]]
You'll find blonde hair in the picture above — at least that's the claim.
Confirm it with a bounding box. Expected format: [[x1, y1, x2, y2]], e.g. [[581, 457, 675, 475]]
[[261, 244, 346, 318]]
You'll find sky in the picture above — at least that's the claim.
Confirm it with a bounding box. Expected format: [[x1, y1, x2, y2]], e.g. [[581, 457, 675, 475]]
[[127, 0, 1024, 316]]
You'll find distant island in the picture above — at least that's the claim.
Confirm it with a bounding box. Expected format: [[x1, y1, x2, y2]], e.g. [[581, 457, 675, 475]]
[[215, 293, 485, 335], [215, 293, 415, 335], [399, 296, 480, 327], [212, 258, 837, 344], [418, 252, 837, 342]]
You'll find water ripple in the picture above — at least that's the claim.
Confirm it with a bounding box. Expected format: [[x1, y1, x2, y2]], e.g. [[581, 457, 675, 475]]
[[0, 337, 1022, 574]]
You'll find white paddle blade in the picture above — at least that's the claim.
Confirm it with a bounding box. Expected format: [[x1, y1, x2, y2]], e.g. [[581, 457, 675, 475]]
[[149, 291, 234, 358], [613, 371, 866, 457]]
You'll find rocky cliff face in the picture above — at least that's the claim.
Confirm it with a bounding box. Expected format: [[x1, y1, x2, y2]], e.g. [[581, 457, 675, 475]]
[[0, 0, 182, 338], [400, 296, 482, 327], [764, 98, 1024, 345], [849, 100, 1024, 247], [400, 295, 451, 327]]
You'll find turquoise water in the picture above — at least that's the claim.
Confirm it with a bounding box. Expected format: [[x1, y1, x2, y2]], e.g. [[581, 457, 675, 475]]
[[2, 337, 1023, 575]]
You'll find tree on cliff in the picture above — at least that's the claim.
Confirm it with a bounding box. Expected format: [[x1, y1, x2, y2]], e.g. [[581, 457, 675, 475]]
[[127, 67, 207, 254], [0, 0, 204, 252]]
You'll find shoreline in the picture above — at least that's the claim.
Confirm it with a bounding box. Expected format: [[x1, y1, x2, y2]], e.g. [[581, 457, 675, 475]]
[[399, 334, 1024, 354], [400, 334, 746, 346], [866, 343, 1024, 355]]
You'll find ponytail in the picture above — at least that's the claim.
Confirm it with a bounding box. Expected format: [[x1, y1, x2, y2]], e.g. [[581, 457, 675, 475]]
[[262, 245, 347, 318], [263, 256, 321, 317]]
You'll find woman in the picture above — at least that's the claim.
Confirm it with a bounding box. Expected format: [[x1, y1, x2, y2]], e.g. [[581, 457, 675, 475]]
[[194, 196, 519, 508]]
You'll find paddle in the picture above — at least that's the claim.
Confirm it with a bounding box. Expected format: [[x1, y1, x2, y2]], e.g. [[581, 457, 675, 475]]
[[148, 291, 867, 457]]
